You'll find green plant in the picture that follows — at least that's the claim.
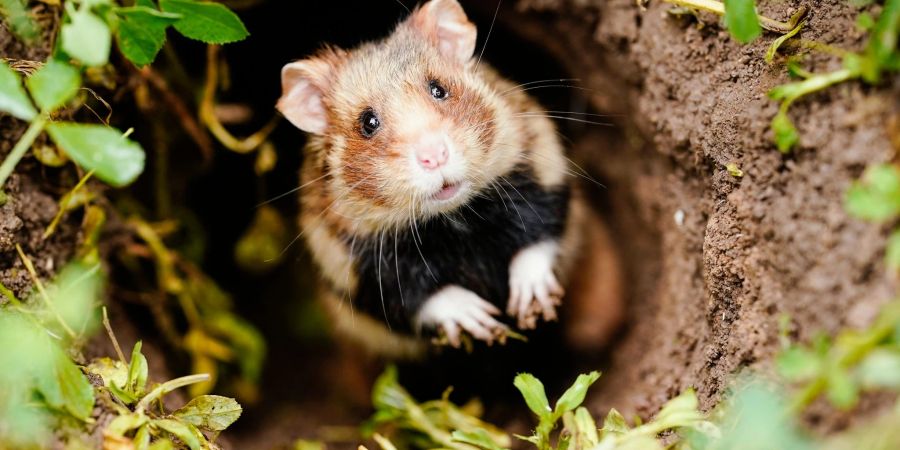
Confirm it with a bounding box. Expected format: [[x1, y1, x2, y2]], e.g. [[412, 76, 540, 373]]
[[649, 0, 899, 153], [91, 341, 242, 449], [845, 163, 900, 270], [0, 0, 251, 194], [0, 255, 104, 447]]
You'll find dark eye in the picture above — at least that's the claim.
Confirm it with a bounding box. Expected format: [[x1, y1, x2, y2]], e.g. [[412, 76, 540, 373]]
[[429, 80, 448, 100], [359, 108, 380, 137]]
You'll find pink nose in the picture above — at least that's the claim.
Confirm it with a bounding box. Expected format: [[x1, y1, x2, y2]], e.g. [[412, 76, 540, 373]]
[[415, 144, 448, 170]]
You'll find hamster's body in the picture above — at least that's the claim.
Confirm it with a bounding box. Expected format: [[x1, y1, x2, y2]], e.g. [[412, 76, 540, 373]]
[[278, 0, 621, 356]]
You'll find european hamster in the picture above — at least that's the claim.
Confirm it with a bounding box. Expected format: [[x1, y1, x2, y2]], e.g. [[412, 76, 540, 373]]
[[277, 0, 621, 355]]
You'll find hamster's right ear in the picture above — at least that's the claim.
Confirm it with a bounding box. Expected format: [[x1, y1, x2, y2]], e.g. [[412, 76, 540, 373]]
[[277, 58, 335, 134]]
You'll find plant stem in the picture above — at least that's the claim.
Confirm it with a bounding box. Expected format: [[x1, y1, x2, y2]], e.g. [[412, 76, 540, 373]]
[[0, 116, 47, 188], [16, 243, 77, 338], [662, 0, 807, 33], [136, 373, 210, 412]]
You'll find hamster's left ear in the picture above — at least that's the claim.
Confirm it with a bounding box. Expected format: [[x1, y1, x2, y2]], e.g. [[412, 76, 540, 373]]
[[409, 0, 477, 64]]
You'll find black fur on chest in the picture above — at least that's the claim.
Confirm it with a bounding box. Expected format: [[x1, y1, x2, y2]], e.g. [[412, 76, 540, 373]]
[[344, 167, 569, 333]]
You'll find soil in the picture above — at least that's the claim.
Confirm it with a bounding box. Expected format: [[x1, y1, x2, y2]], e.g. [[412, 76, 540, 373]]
[[485, 0, 900, 430], [2, 0, 899, 447], [0, 3, 82, 305]]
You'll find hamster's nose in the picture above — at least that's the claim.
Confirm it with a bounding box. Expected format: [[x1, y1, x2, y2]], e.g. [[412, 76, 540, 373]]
[[415, 143, 448, 170]]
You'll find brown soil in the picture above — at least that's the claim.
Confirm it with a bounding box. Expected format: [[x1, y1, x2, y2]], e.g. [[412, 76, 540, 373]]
[[3, 0, 899, 447], [486, 0, 900, 429]]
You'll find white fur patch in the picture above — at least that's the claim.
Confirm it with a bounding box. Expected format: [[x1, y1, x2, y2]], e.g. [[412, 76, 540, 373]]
[[507, 240, 564, 329], [414, 285, 507, 347]]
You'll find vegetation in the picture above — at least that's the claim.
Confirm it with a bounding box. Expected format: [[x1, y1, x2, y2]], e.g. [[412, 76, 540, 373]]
[[653, 0, 900, 152], [0, 0, 897, 449]]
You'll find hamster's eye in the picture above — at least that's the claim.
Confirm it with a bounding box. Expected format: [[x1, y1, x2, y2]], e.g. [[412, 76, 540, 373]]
[[429, 80, 448, 100], [359, 108, 380, 137]]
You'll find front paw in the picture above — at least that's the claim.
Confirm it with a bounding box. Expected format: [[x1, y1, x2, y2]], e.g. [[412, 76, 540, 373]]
[[414, 285, 509, 347], [507, 241, 564, 329]]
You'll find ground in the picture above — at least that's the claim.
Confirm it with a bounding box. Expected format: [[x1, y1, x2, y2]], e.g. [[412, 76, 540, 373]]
[[1, 0, 898, 447]]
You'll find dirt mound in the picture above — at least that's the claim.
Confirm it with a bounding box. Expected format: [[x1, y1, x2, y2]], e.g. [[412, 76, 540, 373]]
[[489, 0, 899, 426]]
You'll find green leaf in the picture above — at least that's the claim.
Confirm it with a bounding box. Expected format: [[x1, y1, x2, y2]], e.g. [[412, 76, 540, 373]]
[[826, 369, 859, 409], [48, 262, 103, 338], [61, 5, 112, 67], [127, 341, 149, 396], [857, 12, 876, 31], [147, 438, 176, 450], [858, 349, 900, 388], [765, 20, 805, 64], [46, 122, 146, 187], [554, 371, 601, 415], [25, 59, 81, 113], [0, 0, 41, 43], [158, 0, 249, 44], [35, 345, 95, 420], [451, 429, 507, 450], [134, 424, 152, 450], [724, 0, 762, 44], [725, 163, 744, 178], [600, 408, 629, 438], [776, 347, 822, 381], [173, 395, 242, 432], [513, 373, 551, 418], [115, 6, 182, 67], [885, 229, 900, 270], [772, 108, 799, 153], [845, 164, 900, 222], [0, 61, 37, 120], [86, 357, 129, 389], [106, 413, 149, 437], [861, 0, 900, 83], [153, 419, 203, 450]]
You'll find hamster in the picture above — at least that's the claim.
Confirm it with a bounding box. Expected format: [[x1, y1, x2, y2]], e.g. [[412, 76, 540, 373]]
[[277, 0, 622, 356]]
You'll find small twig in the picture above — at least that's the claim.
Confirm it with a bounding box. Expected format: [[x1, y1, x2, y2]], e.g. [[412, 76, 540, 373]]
[[0, 116, 47, 188], [0, 279, 22, 307], [201, 45, 279, 154], [43, 169, 93, 239], [102, 306, 128, 365], [15, 243, 76, 338], [661, 0, 808, 34], [138, 66, 214, 162]]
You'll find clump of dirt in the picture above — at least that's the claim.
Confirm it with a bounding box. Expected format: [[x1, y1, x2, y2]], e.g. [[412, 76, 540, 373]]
[[489, 0, 900, 429]]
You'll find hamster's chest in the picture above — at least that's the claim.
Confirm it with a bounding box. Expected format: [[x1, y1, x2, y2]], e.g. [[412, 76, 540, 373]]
[[347, 169, 569, 329]]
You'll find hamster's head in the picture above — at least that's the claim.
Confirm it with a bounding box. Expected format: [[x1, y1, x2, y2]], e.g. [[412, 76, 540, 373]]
[[278, 0, 518, 231]]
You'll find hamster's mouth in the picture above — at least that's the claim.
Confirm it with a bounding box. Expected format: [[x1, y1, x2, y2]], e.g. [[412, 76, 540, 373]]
[[433, 181, 463, 201]]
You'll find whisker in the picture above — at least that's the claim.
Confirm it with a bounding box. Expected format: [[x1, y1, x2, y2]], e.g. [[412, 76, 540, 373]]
[[499, 78, 581, 96], [377, 227, 391, 330], [256, 172, 329, 207], [500, 176, 544, 225], [392, 0, 410, 13], [394, 228, 405, 307], [409, 197, 438, 282], [475, 0, 502, 71]]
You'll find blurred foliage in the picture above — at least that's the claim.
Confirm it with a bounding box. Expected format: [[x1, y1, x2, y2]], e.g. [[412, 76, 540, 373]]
[[846, 163, 900, 270], [128, 217, 266, 400], [0, 259, 103, 447]]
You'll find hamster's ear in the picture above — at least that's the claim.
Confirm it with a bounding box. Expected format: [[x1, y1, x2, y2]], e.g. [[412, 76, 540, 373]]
[[277, 55, 339, 134], [409, 0, 477, 64]]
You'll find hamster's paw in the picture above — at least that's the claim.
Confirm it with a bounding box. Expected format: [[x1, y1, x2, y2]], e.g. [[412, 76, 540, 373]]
[[414, 285, 508, 347], [507, 240, 564, 329]]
